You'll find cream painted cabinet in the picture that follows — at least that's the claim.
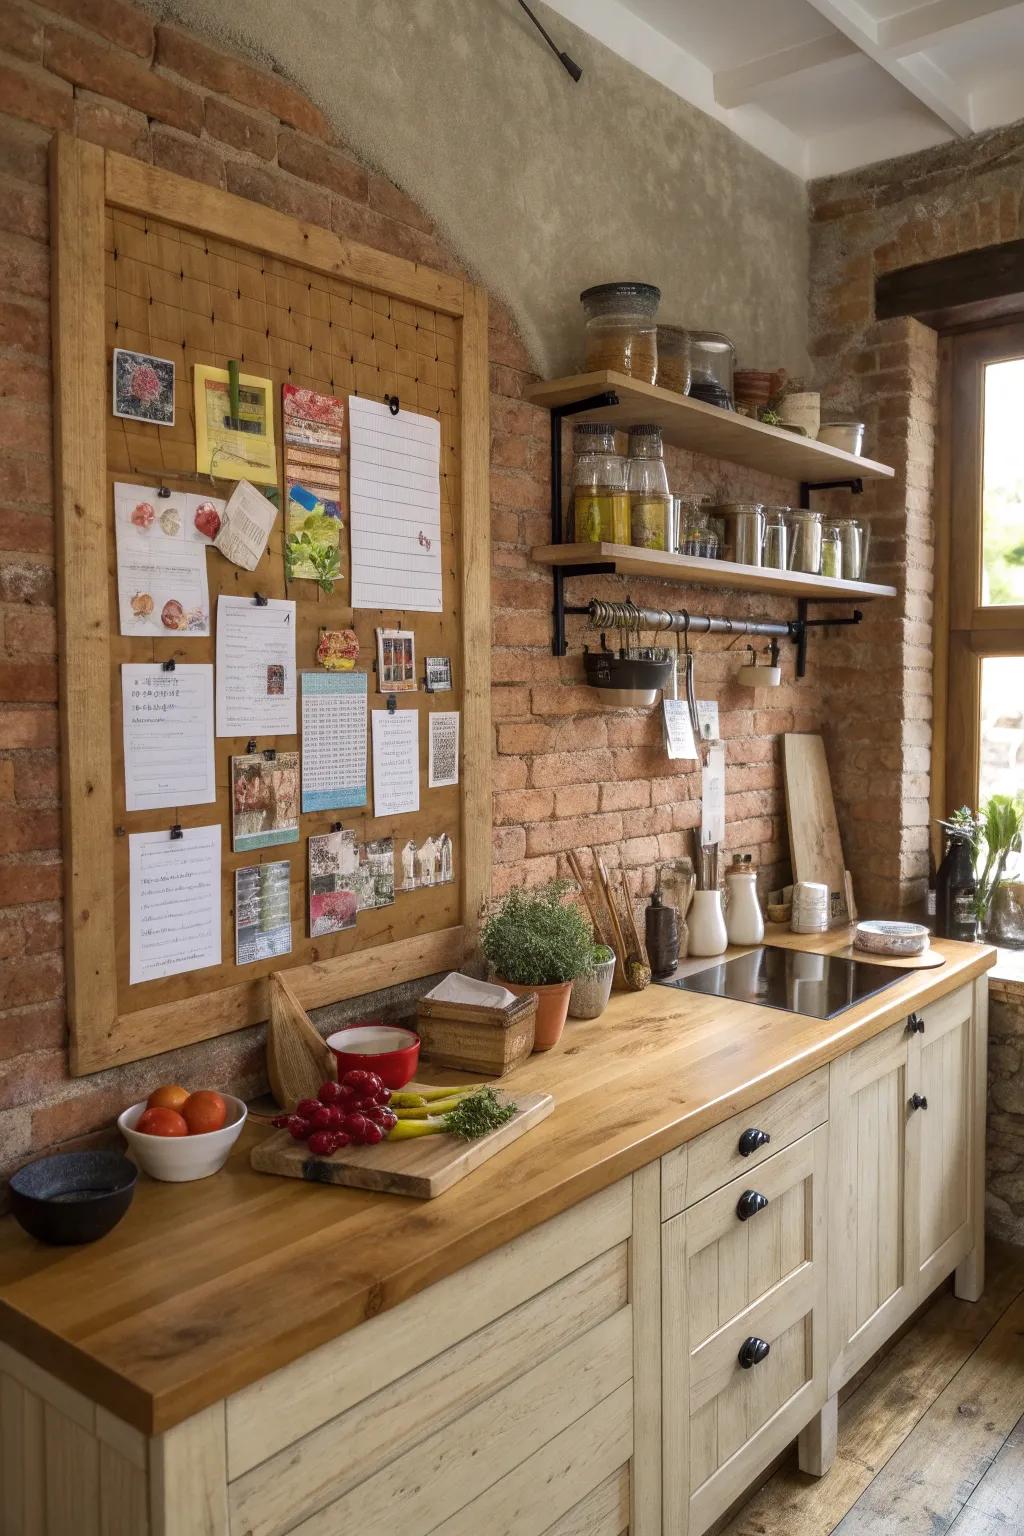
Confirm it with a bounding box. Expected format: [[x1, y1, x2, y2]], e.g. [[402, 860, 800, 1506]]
[[910, 985, 974, 1295]]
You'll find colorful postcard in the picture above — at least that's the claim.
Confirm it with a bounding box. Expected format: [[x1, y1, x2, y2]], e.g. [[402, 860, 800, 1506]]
[[317, 628, 360, 672], [194, 365, 277, 485], [308, 829, 359, 937], [398, 831, 454, 892], [235, 861, 292, 965], [283, 385, 345, 591], [113, 348, 175, 426], [231, 751, 300, 853], [375, 627, 417, 692], [113, 482, 225, 637]]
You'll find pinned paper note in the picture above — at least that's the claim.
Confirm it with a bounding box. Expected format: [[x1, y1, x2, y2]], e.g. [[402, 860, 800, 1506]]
[[300, 672, 367, 813], [349, 396, 442, 612], [662, 698, 698, 762], [428, 711, 460, 788], [700, 743, 726, 847], [215, 596, 296, 737], [371, 708, 419, 817], [214, 480, 278, 571], [129, 826, 221, 985], [114, 482, 222, 637], [121, 663, 215, 812]]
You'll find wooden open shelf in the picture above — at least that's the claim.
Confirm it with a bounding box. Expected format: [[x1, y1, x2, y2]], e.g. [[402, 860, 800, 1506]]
[[532, 542, 898, 601], [524, 371, 896, 486]]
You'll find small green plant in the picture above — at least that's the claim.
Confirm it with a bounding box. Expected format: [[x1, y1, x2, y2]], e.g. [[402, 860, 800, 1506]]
[[940, 798, 1024, 923], [481, 881, 595, 986], [592, 943, 614, 965]]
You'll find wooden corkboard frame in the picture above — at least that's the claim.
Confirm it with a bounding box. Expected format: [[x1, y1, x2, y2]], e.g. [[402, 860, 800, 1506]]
[[51, 136, 491, 1075]]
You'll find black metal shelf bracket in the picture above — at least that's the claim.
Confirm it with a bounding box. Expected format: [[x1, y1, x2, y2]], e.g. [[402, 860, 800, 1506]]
[[550, 391, 619, 655], [799, 476, 863, 508], [792, 600, 864, 677]]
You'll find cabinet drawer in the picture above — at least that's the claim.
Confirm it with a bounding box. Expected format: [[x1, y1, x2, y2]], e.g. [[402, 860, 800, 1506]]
[[662, 1065, 828, 1218]]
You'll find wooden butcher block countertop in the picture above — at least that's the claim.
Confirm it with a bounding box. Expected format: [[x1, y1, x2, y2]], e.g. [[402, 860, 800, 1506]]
[[0, 929, 994, 1435]]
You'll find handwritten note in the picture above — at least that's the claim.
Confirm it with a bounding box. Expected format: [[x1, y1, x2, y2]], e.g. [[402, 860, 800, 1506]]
[[371, 708, 420, 817], [301, 672, 367, 812], [121, 663, 215, 812], [216, 596, 296, 737], [349, 396, 442, 612], [129, 826, 221, 985]]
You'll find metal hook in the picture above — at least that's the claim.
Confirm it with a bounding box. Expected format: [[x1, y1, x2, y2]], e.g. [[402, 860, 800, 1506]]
[[262, 748, 277, 762], [331, 822, 343, 833]]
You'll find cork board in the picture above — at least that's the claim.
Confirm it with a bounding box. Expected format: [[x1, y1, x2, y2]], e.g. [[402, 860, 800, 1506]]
[[52, 138, 491, 1074]]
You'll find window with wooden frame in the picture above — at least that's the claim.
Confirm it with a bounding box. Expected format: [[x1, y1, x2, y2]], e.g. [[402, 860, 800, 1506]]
[[935, 321, 1024, 830]]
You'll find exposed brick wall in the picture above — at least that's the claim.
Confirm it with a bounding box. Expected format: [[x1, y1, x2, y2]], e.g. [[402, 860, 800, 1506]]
[[808, 122, 1024, 913], [0, 0, 828, 1181]]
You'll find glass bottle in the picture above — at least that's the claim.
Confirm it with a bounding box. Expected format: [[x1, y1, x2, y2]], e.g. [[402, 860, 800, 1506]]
[[627, 424, 671, 550], [571, 423, 629, 544], [935, 825, 978, 942]]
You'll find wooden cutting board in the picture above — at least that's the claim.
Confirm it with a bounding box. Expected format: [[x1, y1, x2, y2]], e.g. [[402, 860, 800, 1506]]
[[783, 733, 849, 926], [838, 944, 946, 970], [250, 1091, 554, 1198]]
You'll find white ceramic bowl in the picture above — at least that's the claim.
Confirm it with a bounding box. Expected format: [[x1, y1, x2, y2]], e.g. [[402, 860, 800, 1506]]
[[853, 920, 929, 957], [117, 1095, 247, 1182]]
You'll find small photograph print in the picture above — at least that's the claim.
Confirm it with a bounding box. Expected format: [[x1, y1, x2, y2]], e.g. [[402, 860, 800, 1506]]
[[231, 752, 300, 853], [375, 627, 417, 693], [425, 655, 452, 693], [308, 829, 359, 937], [267, 664, 285, 697], [399, 831, 455, 892], [355, 836, 395, 911], [428, 711, 460, 790], [235, 861, 292, 965], [113, 348, 176, 426], [316, 628, 360, 672]]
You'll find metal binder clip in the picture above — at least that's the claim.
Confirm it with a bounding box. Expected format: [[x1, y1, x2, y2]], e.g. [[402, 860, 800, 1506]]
[[246, 739, 257, 755], [384, 393, 400, 416], [157, 485, 172, 499], [170, 823, 183, 840], [331, 822, 343, 833], [386, 694, 397, 714], [253, 592, 269, 606], [161, 658, 176, 671], [262, 748, 277, 762]]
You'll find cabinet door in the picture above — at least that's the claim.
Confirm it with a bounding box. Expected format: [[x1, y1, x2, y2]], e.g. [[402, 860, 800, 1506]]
[[909, 986, 974, 1295], [827, 1021, 914, 1395]]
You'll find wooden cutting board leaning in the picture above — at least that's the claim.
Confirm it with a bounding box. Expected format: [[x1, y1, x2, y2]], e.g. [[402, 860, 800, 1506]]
[[783, 733, 850, 926], [250, 1090, 554, 1198]]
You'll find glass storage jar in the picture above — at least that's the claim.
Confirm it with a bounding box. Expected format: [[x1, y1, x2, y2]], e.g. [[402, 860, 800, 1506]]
[[714, 502, 765, 566], [821, 524, 843, 579], [627, 424, 672, 550], [762, 508, 789, 570], [686, 330, 736, 410], [571, 423, 629, 544], [823, 516, 868, 581], [580, 282, 660, 384], [655, 324, 692, 394], [679, 496, 719, 559], [787, 509, 823, 574]]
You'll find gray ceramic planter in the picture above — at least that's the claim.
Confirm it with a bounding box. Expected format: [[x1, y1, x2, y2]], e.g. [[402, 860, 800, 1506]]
[[568, 954, 616, 1020]]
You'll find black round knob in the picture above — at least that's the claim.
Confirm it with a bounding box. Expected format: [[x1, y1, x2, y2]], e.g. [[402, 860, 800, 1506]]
[[908, 1013, 925, 1034], [738, 1127, 771, 1157], [738, 1336, 771, 1369], [910, 1092, 928, 1111], [736, 1189, 769, 1222]]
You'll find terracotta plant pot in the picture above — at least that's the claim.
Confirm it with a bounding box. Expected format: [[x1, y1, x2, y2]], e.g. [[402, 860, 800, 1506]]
[[568, 954, 616, 1020], [498, 979, 573, 1051]]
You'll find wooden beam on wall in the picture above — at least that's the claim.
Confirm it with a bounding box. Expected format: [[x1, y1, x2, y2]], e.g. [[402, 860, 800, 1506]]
[[877, 240, 1024, 326]]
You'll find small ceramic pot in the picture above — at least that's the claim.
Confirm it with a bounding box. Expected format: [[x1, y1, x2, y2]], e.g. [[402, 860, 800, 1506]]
[[568, 954, 616, 1020], [498, 979, 573, 1051]]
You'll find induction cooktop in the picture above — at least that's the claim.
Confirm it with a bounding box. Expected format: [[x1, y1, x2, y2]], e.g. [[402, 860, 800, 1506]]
[[656, 945, 906, 1020]]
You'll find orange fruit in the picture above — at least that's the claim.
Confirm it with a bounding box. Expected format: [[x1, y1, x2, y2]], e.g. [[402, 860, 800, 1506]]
[[182, 1090, 227, 1136], [136, 1106, 189, 1137], [146, 1083, 189, 1112]]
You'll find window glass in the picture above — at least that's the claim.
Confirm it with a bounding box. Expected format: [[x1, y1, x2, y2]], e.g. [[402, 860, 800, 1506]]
[[982, 358, 1024, 606], [980, 656, 1024, 817]]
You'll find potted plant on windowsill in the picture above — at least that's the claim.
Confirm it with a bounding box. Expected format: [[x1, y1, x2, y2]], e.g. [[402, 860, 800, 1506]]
[[481, 882, 595, 1051]]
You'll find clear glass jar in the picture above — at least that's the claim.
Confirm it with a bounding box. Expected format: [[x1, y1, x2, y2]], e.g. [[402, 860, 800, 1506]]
[[580, 283, 660, 384], [627, 424, 671, 550], [763, 508, 789, 570], [679, 497, 719, 559], [821, 524, 843, 579], [686, 330, 736, 410], [787, 509, 823, 574], [571, 423, 629, 544], [714, 502, 765, 566], [823, 516, 867, 581], [655, 325, 691, 394]]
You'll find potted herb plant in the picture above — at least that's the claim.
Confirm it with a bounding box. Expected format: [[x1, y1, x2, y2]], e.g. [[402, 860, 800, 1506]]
[[568, 943, 616, 1020], [481, 882, 595, 1050]]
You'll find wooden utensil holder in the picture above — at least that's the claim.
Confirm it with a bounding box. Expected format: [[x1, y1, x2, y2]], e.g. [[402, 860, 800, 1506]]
[[416, 992, 537, 1076]]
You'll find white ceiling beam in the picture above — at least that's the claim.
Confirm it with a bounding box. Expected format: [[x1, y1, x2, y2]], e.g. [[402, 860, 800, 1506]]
[[713, 33, 859, 108], [878, 0, 1024, 55], [801, 0, 975, 135]]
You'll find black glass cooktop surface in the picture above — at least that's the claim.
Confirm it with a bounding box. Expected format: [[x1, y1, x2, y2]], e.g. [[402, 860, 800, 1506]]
[[657, 945, 906, 1020]]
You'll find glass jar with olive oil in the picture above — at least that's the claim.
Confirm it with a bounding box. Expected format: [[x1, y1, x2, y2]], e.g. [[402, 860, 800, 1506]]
[[570, 423, 629, 544], [627, 424, 672, 550]]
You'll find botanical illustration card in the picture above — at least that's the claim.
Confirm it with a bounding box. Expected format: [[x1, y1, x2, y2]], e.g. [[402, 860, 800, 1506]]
[[283, 385, 345, 592], [113, 482, 224, 637], [375, 627, 417, 692], [235, 861, 292, 965], [398, 831, 454, 891], [113, 348, 175, 426], [231, 752, 300, 853]]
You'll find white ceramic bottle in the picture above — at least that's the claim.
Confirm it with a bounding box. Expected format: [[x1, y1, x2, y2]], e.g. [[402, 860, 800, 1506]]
[[688, 889, 728, 957], [726, 862, 765, 946]]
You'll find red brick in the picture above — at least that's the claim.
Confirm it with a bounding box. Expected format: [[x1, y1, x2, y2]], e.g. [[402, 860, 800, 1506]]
[[367, 173, 432, 233], [0, 1044, 64, 1109], [204, 95, 276, 159], [493, 825, 526, 864], [31, 1082, 123, 1148], [14, 748, 58, 803], [526, 812, 622, 857], [0, 861, 61, 906], [0, 399, 50, 459], [4, 605, 56, 654], [530, 749, 613, 788], [0, 451, 52, 508], [493, 788, 553, 825], [278, 129, 367, 202], [599, 781, 651, 812], [0, 761, 13, 802], [0, 661, 56, 702], [553, 784, 600, 817], [491, 756, 528, 791], [0, 708, 57, 749], [0, 1000, 65, 1061], [74, 90, 150, 157], [0, 809, 59, 854], [22, 903, 60, 955], [150, 125, 224, 188], [156, 25, 331, 140], [0, 59, 72, 132], [0, 0, 44, 62], [224, 160, 330, 229], [0, 298, 47, 357], [42, 0, 153, 57], [0, 951, 61, 1007], [45, 26, 201, 135]]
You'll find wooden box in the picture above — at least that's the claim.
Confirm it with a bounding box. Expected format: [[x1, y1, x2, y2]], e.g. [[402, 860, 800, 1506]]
[[416, 991, 537, 1076]]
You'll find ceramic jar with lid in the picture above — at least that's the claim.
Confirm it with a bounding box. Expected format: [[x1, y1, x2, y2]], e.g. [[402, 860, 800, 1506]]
[[571, 422, 629, 544], [626, 424, 672, 549], [580, 283, 660, 384]]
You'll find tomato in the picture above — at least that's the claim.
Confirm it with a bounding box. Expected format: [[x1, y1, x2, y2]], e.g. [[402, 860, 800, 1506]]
[[181, 1090, 227, 1136], [136, 1106, 188, 1138], [146, 1084, 189, 1112]]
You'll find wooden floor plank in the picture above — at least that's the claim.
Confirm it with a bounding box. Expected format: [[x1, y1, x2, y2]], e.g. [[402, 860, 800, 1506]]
[[718, 1242, 1024, 1536], [945, 1415, 1024, 1535], [833, 1281, 1024, 1534]]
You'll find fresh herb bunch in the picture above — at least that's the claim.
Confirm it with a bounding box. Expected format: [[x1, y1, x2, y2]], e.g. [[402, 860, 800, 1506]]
[[442, 1087, 517, 1140], [480, 880, 595, 986]]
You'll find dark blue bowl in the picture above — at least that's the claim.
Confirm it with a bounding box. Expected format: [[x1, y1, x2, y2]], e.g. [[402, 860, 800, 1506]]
[[9, 1151, 138, 1246]]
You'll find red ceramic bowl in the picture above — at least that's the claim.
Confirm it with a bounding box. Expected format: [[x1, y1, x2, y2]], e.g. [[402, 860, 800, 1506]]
[[326, 1025, 420, 1090]]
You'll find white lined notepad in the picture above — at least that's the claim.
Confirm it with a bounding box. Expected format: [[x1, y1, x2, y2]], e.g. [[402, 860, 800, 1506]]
[[348, 396, 442, 612]]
